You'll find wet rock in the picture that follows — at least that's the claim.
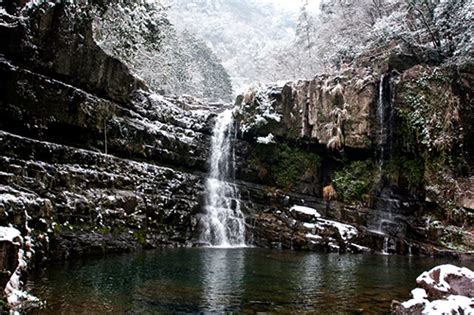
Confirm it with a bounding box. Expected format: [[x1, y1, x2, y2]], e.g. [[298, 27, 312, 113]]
[[0, 130, 205, 260], [387, 53, 420, 72]]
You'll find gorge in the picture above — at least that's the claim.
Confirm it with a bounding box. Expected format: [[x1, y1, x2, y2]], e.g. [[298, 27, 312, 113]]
[[0, 0, 472, 314]]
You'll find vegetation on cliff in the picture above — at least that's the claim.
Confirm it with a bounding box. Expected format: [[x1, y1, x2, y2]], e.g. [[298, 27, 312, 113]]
[[94, 1, 233, 102]]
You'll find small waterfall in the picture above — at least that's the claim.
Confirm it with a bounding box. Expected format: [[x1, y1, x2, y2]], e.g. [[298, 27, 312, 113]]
[[377, 74, 386, 169], [369, 74, 399, 237], [377, 74, 394, 168], [201, 109, 246, 247], [382, 236, 389, 255]]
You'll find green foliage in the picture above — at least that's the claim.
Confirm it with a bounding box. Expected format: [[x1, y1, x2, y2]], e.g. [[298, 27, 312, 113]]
[[385, 156, 424, 188], [133, 229, 147, 245], [436, 224, 466, 250], [97, 225, 112, 235], [398, 70, 461, 155], [250, 143, 321, 190], [332, 160, 375, 203]]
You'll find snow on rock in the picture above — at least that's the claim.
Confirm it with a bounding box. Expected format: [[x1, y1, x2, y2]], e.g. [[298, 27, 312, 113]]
[[416, 264, 474, 299], [393, 265, 474, 315], [303, 222, 316, 229], [412, 288, 429, 300], [0, 227, 39, 311], [348, 243, 371, 253], [422, 295, 473, 314], [238, 84, 283, 134], [316, 219, 358, 242], [306, 233, 323, 240], [289, 205, 321, 223], [401, 288, 428, 309], [256, 133, 275, 144], [290, 204, 359, 245], [0, 227, 21, 245], [290, 205, 321, 217]]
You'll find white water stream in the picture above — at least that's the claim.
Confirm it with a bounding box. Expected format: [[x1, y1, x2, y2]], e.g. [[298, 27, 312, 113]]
[[201, 109, 246, 247]]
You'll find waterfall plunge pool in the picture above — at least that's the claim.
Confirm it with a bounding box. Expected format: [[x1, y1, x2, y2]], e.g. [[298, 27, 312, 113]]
[[27, 248, 465, 314]]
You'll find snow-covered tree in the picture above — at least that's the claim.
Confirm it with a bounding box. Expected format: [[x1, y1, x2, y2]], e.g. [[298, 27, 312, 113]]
[[93, 0, 233, 102]]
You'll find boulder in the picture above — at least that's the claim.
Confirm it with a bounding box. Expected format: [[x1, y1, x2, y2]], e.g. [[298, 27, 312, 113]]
[[0, 227, 20, 291], [392, 265, 474, 315], [416, 264, 474, 299]]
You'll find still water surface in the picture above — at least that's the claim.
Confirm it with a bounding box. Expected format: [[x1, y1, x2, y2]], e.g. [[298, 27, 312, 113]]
[[27, 248, 465, 314]]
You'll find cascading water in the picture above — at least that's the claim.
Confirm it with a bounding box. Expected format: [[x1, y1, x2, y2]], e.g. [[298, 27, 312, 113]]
[[369, 74, 412, 241], [377, 74, 386, 170], [201, 109, 246, 247], [369, 74, 399, 237]]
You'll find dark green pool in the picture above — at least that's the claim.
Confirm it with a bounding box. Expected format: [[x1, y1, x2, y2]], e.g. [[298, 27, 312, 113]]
[[27, 248, 465, 314]]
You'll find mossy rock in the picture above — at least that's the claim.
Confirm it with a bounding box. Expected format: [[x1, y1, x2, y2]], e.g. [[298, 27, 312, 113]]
[[249, 142, 321, 191]]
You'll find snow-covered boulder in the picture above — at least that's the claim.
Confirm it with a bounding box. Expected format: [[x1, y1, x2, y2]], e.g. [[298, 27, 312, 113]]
[[392, 265, 474, 315], [416, 264, 474, 299]]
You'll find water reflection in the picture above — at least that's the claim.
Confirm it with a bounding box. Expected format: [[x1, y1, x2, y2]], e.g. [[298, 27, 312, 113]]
[[200, 249, 245, 312], [27, 249, 463, 314]]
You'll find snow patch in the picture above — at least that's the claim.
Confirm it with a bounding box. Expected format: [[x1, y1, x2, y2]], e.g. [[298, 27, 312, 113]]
[[305, 233, 322, 240], [256, 133, 275, 144], [303, 222, 316, 229], [289, 205, 321, 217], [317, 218, 358, 241], [350, 243, 370, 252], [401, 288, 429, 309], [422, 295, 473, 314], [0, 227, 21, 245]]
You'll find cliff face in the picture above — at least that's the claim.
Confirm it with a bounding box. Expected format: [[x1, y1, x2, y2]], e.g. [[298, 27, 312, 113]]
[[238, 68, 377, 150], [0, 3, 217, 262], [235, 60, 473, 255]]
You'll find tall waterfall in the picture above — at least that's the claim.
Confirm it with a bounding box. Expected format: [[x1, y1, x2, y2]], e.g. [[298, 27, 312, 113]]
[[369, 74, 407, 238], [201, 109, 246, 247], [369, 74, 397, 235]]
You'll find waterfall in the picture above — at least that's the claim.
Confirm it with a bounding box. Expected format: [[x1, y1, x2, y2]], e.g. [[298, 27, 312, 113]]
[[201, 109, 246, 247], [377, 74, 394, 168], [377, 74, 386, 169], [369, 74, 399, 236]]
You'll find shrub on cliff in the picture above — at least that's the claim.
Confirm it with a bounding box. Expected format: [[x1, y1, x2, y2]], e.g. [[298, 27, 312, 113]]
[[332, 160, 376, 203]]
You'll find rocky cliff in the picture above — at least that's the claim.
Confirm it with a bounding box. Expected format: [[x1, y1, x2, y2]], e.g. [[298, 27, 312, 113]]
[[0, 2, 220, 267], [235, 57, 473, 256]]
